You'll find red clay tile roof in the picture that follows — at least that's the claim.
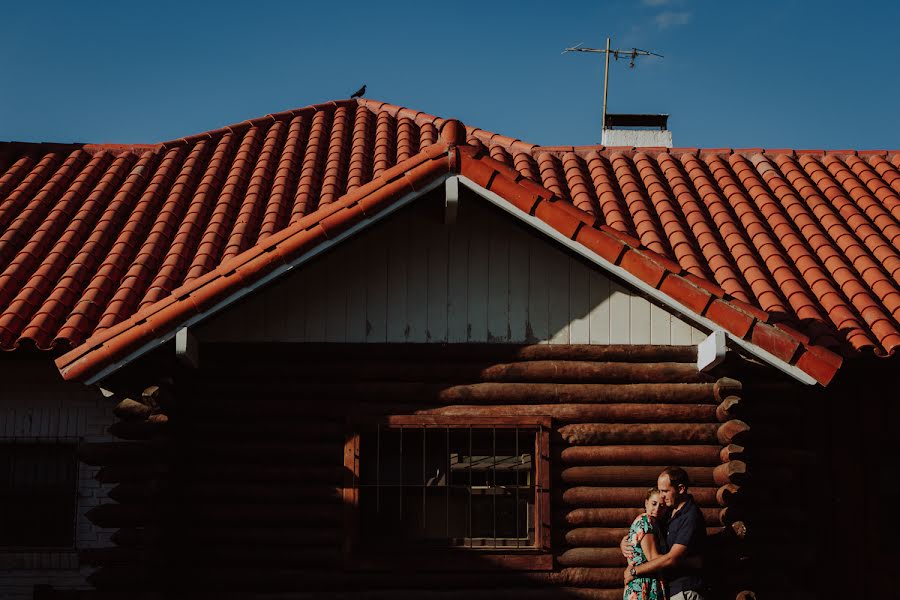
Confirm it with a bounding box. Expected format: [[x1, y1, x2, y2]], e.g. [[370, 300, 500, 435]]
[[1, 97, 899, 385]]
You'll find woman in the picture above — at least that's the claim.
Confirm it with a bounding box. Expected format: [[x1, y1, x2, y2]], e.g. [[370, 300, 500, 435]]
[[623, 488, 667, 600]]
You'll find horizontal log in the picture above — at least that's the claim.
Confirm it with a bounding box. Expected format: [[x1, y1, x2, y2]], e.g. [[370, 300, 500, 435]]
[[562, 507, 722, 527], [192, 382, 719, 408], [111, 526, 341, 547], [563, 527, 723, 548], [185, 442, 343, 464], [563, 527, 630, 547], [87, 503, 342, 528], [109, 482, 342, 504], [96, 465, 169, 484], [180, 420, 345, 441], [97, 463, 340, 484], [83, 441, 342, 467], [78, 442, 158, 466], [748, 448, 817, 467], [559, 445, 722, 466], [146, 414, 169, 424], [558, 423, 720, 445], [82, 546, 342, 568], [561, 465, 718, 486], [86, 504, 157, 528], [88, 566, 631, 591], [412, 403, 718, 423], [560, 486, 719, 507], [201, 360, 712, 384], [557, 547, 625, 567], [108, 420, 169, 441], [204, 342, 699, 364], [79, 547, 146, 566], [113, 399, 152, 421]]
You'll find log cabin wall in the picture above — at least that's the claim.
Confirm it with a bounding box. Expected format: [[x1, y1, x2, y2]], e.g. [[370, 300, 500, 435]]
[[75, 343, 766, 599], [194, 195, 707, 347]]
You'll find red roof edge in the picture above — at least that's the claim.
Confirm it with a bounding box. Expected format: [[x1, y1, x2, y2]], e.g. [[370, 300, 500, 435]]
[[55, 140, 453, 382], [452, 143, 844, 386]]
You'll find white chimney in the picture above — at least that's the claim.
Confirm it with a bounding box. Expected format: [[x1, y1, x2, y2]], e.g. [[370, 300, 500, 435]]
[[602, 113, 672, 147]]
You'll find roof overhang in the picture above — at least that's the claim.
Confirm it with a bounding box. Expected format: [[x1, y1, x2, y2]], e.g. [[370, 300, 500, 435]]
[[55, 120, 843, 386]]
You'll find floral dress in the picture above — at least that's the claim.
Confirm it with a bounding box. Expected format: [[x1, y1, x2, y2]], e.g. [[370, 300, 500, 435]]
[[624, 513, 666, 600]]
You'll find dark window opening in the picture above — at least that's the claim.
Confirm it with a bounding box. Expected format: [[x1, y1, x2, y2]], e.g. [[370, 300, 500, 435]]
[[0, 442, 78, 548]]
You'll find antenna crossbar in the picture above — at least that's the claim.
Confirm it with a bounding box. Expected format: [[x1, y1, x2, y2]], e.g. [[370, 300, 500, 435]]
[[563, 37, 664, 136]]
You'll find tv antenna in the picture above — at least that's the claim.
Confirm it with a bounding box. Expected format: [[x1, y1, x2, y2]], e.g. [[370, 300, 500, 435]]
[[563, 37, 663, 133]]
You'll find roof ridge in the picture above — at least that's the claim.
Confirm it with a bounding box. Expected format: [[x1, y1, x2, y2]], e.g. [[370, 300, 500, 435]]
[[157, 99, 359, 151]]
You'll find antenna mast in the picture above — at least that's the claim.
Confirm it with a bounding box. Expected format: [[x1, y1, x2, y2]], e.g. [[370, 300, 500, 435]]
[[563, 37, 663, 133]]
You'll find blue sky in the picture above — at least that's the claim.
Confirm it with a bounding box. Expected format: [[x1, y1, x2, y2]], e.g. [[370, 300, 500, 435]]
[[2, 0, 898, 149]]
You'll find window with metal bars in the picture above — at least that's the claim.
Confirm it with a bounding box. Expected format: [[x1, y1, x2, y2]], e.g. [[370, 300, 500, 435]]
[[344, 416, 552, 570], [0, 440, 78, 548]]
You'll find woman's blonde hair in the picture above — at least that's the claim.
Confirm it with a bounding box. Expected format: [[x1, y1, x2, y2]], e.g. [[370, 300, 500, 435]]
[[645, 487, 661, 501]]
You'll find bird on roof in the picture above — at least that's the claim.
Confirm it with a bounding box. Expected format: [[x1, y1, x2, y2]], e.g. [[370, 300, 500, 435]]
[[350, 84, 366, 99]]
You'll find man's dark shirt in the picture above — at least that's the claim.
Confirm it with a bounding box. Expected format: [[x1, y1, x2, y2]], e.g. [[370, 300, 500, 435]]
[[660, 493, 706, 596]]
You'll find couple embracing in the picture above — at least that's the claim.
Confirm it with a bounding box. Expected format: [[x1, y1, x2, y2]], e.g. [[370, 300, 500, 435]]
[[621, 467, 707, 600]]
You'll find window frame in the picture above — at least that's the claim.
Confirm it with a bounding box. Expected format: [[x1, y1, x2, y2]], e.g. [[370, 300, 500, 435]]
[[343, 415, 553, 571]]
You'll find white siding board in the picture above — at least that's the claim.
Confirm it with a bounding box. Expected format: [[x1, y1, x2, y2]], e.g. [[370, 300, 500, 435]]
[[507, 225, 529, 342], [406, 215, 429, 343], [305, 259, 327, 342], [547, 247, 570, 345], [386, 212, 409, 343], [324, 246, 348, 343], [630, 295, 651, 344], [650, 303, 672, 345], [487, 223, 510, 342], [446, 217, 469, 343], [527, 234, 550, 343], [425, 218, 449, 343], [345, 239, 367, 343], [670, 313, 694, 345], [197, 195, 707, 346], [609, 281, 631, 343], [365, 227, 389, 343], [569, 257, 590, 344], [691, 326, 707, 344], [588, 270, 611, 344], [466, 205, 490, 342]]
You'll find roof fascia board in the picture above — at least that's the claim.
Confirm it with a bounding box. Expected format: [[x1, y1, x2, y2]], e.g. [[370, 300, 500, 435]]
[[82, 174, 451, 385], [454, 175, 818, 386]]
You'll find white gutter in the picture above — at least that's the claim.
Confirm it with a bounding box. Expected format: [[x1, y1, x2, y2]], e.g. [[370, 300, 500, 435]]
[[454, 175, 818, 386], [84, 175, 451, 385]]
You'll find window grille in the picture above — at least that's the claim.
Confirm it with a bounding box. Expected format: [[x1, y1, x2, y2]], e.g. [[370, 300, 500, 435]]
[[344, 416, 552, 569], [0, 439, 79, 548]]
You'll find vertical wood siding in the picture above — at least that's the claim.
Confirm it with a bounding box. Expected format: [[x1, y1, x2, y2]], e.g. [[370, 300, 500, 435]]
[[197, 196, 706, 345]]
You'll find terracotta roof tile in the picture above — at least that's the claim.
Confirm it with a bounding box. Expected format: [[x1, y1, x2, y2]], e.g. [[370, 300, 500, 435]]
[[0, 98, 897, 385]]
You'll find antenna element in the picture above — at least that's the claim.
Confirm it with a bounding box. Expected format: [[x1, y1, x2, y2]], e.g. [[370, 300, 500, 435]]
[[564, 37, 664, 135]]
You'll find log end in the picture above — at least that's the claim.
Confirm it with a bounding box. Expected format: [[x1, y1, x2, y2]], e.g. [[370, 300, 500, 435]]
[[716, 483, 741, 506], [716, 395, 741, 422], [717, 419, 750, 445], [714, 377, 743, 402]]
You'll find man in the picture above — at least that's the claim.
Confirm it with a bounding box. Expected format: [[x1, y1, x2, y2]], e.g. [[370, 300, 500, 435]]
[[624, 466, 707, 600]]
